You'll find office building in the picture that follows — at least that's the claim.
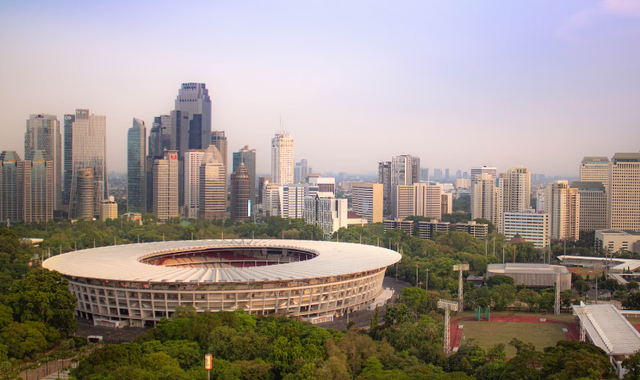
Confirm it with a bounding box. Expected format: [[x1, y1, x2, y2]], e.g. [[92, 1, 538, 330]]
[[294, 159, 311, 184], [456, 170, 461, 179], [262, 182, 281, 217], [417, 220, 450, 240], [463, 171, 468, 179], [211, 131, 228, 171], [608, 153, 640, 231], [420, 168, 429, 182], [62, 114, 74, 209], [580, 157, 610, 191], [470, 167, 497, 183], [308, 177, 335, 197], [68, 109, 107, 219], [127, 119, 146, 214], [545, 181, 580, 240], [184, 150, 205, 218], [352, 183, 383, 224], [471, 174, 496, 223], [571, 181, 607, 232], [152, 150, 179, 221], [455, 221, 489, 239], [441, 192, 453, 215], [25, 114, 61, 209], [75, 168, 95, 219], [595, 230, 640, 254], [281, 184, 308, 219], [445, 169, 450, 181], [384, 219, 415, 236], [496, 166, 531, 233], [198, 145, 226, 220], [22, 150, 54, 222], [232, 146, 256, 204], [271, 131, 294, 185], [258, 177, 271, 204], [503, 210, 549, 248], [456, 178, 470, 189], [0, 151, 23, 223], [392, 155, 419, 187], [230, 163, 251, 222], [392, 183, 441, 220], [100, 196, 118, 221], [175, 83, 211, 151], [433, 169, 442, 181], [378, 161, 392, 216], [304, 195, 352, 236]]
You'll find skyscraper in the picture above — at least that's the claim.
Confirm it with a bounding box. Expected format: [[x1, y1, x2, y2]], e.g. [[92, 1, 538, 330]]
[[294, 159, 310, 184], [580, 157, 610, 191], [199, 145, 226, 220], [391, 155, 419, 187], [0, 151, 23, 223], [25, 114, 61, 209], [571, 181, 607, 232], [352, 183, 383, 224], [471, 173, 496, 222], [22, 150, 54, 222], [378, 161, 392, 216], [232, 146, 256, 205], [230, 163, 251, 222], [152, 150, 179, 221], [445, 169, 450, 181], [76, 168, 95, 219], [280, 184, 307, 219], [184, 150, 205, 219], [175, 83, 211, 151], [433, 169, 442, 181], [470, 167, 497, 184], [545, 181, 580, 240], [62, 113, 74, 210], [608, 153, 640, 231], [496, 166, 531, 233], [69, 109, 107, 218], [211, 131, 228, 170], [127, 119, 146, 214], [271, 131, 294, 185], [392, 183, 441, 220]]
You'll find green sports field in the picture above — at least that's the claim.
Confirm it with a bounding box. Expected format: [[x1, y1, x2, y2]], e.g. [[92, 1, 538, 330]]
[[457, 321, 567, 358]]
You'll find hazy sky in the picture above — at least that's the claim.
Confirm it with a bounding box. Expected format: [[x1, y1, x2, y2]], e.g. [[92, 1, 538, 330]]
[[1, 0, 639, 177]]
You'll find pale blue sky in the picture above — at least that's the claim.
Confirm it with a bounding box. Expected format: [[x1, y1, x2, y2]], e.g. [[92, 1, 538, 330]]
[[1, 0, 639, 176]]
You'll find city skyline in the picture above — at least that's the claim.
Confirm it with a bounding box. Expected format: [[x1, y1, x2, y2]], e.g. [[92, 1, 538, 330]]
[[1, 0, 639, 176]]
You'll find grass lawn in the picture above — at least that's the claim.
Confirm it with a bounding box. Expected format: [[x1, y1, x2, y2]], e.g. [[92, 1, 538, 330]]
[[458, 321, 567, 358], [455, 310, 578, 323]]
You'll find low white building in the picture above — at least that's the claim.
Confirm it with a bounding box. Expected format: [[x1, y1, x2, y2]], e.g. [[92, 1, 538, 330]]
[[99, 196, 118, 221], [596, 230, 640, 254]]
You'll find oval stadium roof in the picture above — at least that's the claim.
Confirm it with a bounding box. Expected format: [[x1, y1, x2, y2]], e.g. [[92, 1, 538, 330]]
[[43, 239, 401, 284]]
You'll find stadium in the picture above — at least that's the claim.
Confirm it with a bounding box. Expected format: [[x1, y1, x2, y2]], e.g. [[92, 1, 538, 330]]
[[43, 239, 401, 327]]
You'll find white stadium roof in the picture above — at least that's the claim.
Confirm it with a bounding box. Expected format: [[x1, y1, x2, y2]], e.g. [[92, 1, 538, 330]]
[[573, 303, 640, 356], [43, 239, 401, 284]]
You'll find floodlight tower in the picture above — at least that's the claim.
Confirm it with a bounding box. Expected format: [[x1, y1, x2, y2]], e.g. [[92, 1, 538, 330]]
[[554, 273, 561, 315], [453, 264, 469, 312], [438, 299, 458, 356]]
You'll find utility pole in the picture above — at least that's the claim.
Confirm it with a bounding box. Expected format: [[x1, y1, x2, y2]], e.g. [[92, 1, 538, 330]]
[[485, 238, 488, 256], [415, 264, 419, 287], [426, 268, 429, 291], [554, 273, 560, 315], [502, 244, 506, 264]]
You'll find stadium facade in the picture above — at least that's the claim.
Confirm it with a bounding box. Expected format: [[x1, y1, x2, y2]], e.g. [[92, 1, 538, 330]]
[[43, 240, 401, 327]]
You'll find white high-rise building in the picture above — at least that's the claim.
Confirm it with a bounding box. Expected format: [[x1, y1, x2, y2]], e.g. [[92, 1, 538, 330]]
[[262, 182, 282, 217], [25, 114, 61, 209], [391, 155, 420, 187], [68, 109, 108, 218], [280, 184, 308, 219], [184, 150, 205, 218], [608, 153, 640, 231], [392, 183, 441, 220], [471, 173, 495, 222], [496, 166, 531, 233], [470, 166, 497, 184], [198, 145, 226, 221], [304, 195, 349, 236], [503, 211, 549, 248], [152, 150, 179, 221], [271, 131, 294, 185], [580, 157, 610, 192], [545, 181, 580, 240]]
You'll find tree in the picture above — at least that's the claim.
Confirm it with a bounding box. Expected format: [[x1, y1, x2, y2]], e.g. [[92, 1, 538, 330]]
[[623, 351, 640, 380], [491, 284, 516, 311], [487, 275, 514, 288], [560, 290, 576, 311], [6, 269, 77, 334]]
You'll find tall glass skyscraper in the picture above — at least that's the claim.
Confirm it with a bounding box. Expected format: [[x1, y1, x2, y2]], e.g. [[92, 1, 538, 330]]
[[127, 118, 146, 214], [69, 109, 108, 218], [23, 150, 54, 222], [62, 113, 75, 209], [25, 114, 61, 209], [175, 83, 211, 151], [0, 151, 23, 222]]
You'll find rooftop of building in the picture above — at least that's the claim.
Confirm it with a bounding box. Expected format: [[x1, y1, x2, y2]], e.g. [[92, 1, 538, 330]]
[[597, 230, 640, 236], [573, 303, 640, 356], [582, 156, 610, 163], [570, 181, 606, 190], [487, 263, 570, 274], [613, 152, 640, 161]]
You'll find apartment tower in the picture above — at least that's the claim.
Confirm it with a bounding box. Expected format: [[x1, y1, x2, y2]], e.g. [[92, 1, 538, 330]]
[[152, 150, 179, 221], [271, 131, 294, 185], [351, 183, 383, 224], [496, 166, 531, 232], [199, 145, 226, 220], [545, 180, 580, 240]]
